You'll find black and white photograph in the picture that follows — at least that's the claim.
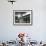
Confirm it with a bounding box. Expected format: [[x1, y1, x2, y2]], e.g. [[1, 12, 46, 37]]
[[13, 10, 32, 25]]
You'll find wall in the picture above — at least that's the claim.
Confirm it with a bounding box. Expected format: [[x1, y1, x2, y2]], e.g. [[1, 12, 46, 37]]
[[0, 0, 46, 42]]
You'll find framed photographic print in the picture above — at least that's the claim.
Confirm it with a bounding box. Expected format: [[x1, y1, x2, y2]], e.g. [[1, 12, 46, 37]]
[[13, 10, 32, 25]]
